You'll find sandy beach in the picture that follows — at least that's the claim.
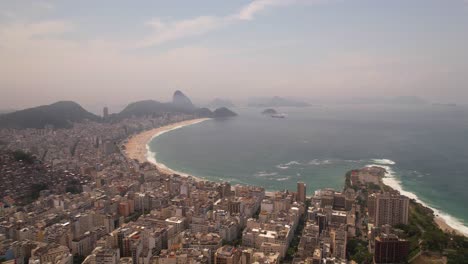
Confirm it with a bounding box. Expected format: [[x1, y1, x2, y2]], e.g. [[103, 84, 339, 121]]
[[124, 118, 210, 176], [435, 216, 465, 236]]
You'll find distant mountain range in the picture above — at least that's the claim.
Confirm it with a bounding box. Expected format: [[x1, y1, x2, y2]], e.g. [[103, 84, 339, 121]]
[[345, 96, 428, 105], [0, 91, 237, 129], [206, 98, 236, 108], [0, 101, 101, 129], [115, 91, 237, 119], [248, 96, 311, 107]]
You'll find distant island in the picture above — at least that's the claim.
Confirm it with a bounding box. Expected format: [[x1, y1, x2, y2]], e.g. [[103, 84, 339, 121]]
[[262, 108, 278, 115], [0, 91, 237, 129], [213, 107, 237, 118], [248, 96, 310, 107]]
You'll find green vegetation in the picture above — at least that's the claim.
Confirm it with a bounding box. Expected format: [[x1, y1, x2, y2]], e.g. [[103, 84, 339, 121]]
[[124, 210, 150, 223], [12, 150, 35, 163], [0, 101, 101, 129], [344, 169, 468, 263], [366, 182, 381, 191], [252, 207, 261, 219], [125, 212, 143, 223], [395, 200, 468, 263], [65, 179, 83, 194], [446, 235, 468, 263], [284, 200, 309, 261], [30, 183, 48, 200], [223, 236, 242, 247], [344, 171, 354, 190], [347, 238, 373, 263]]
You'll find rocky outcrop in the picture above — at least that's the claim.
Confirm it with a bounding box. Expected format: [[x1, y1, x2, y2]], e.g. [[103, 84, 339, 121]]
[[173, 90, 195, 110], [262, 108, 278, 115], [213, 107, 237, 118]]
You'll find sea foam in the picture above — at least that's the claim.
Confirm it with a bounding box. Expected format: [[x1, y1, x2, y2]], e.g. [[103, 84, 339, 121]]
[[308, 159, 332, 166], [255, 171, 278, 177], [371, 159, 396, 165]]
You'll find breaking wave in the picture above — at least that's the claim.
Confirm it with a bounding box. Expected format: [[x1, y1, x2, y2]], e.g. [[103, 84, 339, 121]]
[[276, 177, 291, 181], [371, 158, 396, 165], [308, 159, 333, 165], [254, 171, 279, 177]]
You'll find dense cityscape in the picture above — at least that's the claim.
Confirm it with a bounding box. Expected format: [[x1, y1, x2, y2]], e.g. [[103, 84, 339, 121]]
[[0, 108, 466, 264]]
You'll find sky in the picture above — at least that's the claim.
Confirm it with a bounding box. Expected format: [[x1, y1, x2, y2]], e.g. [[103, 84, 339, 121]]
[[0, 0, 468, 110]]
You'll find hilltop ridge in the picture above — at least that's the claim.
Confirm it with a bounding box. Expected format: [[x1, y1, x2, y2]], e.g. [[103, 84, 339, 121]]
[[0, 101, 101, 129], [0, 91, 238, 129]]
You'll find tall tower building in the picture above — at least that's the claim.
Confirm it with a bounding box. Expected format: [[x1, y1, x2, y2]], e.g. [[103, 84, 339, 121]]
[[374, 234, 410, 263], [297, 182, 306, 203], [103, 107, 109, 119], [370, 192, 409, 227]]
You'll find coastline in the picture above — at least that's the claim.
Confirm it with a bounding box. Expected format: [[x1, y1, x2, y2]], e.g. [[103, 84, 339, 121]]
[[124, 121, 467, 237], [124, 118, 210, 180], [377, 164, 468, 237]]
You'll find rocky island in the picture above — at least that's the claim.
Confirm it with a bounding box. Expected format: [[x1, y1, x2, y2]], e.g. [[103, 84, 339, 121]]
[[262, 108, 278, 115]]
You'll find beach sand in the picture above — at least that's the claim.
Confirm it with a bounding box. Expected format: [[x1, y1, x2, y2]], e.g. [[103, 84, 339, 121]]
[[435, 216, 465, 236], [124, 118, 210, 177]]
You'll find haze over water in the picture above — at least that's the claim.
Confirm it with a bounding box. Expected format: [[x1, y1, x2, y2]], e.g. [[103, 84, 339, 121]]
[[148, 104, 468, 233]]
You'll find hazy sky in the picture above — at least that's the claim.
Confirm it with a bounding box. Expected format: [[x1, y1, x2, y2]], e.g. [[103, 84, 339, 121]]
[[1, 0, 468, 109]]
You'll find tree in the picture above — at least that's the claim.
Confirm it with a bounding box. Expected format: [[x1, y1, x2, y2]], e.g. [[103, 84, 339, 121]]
[[12, 150, 35, 163]]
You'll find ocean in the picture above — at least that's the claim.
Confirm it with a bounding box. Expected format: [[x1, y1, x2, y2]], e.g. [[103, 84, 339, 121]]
[[147, 104, 468, 234]]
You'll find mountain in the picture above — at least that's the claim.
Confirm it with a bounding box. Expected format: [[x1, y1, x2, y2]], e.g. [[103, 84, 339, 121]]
[[194, 108, 214, 118], [0, 101, 101, 129], [117, 91, 237, 119], [213, 107, 238, 118], [206, 98, 235, 108], [248, 96, 310, 107], [117, 100, 187, 119], [344, 96, 428, 105], [0, 91, 236, 129], [172, 90, 195, 110]]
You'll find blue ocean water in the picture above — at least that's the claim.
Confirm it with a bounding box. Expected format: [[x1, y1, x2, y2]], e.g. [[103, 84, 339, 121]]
[[148, 104, 468, 233]]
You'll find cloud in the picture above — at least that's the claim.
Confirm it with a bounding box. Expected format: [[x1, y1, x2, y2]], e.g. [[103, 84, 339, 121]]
[[139, 0, 300, 48], [138, 16, 226, 48], [237, 0, 297, 20]]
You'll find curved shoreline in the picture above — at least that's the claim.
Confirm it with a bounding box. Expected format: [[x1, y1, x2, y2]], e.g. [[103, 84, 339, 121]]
[[124, 118, 210, 179], [124, 119, 467, 236], [369, 161, 468, 237]]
